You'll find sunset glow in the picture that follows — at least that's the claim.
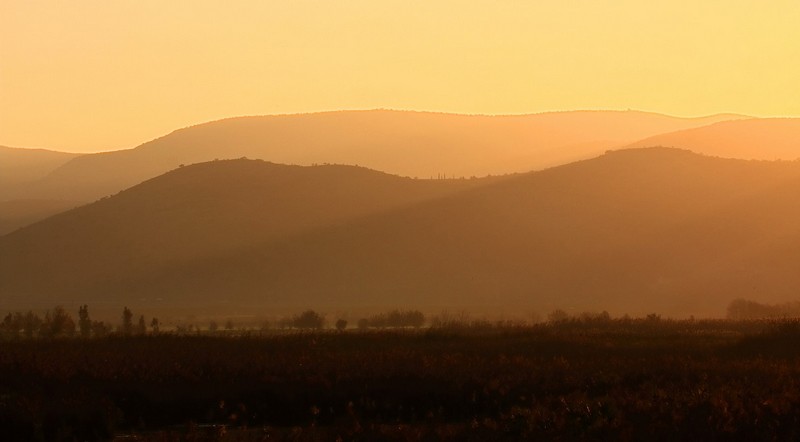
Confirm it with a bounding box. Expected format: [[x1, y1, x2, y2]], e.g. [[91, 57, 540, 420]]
[[2, 0, 799, 152]]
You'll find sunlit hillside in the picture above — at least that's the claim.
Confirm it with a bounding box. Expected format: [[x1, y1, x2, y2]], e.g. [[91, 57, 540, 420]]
[[4, 148, 800, 317]]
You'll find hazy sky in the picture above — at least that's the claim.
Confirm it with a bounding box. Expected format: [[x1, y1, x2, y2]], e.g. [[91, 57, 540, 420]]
[[2, 1, 799, 153]]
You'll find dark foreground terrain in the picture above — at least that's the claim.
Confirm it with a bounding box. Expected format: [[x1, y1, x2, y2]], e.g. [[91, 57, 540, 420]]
[[2, 319, 800, 441]]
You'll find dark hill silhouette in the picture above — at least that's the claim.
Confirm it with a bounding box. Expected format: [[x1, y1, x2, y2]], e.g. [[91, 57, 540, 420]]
[[13, 110, 740, 203], [4, 149, 800, 317], [625, 118, 800, 160], [186, 148, 800, 317], [0, 159, 492, 309]]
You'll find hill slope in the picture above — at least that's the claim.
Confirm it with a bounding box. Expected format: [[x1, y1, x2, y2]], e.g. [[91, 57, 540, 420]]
[[178, 148, 800, 317], [0, 146, 80, 200], [625, 118, 800, 160], [13, 110, 740, 203], [0, 159, 491, 309], [4, 149, 800, 317], [0, 146, 84, 234]]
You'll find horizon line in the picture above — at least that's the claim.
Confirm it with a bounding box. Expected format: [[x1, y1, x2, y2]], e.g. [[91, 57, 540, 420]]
[[5, 107, 799, 154]]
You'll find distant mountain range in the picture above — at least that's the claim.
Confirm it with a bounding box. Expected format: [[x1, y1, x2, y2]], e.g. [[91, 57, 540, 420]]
[[625, 118, 800, 160], [4, 148, 800, 318], [4, 110, 740, 202], [0, 145, 79, 197], [0, 110, 752, 234]]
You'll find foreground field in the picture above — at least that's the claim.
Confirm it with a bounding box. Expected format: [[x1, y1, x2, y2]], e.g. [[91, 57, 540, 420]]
[[2, 320, 800, 441]]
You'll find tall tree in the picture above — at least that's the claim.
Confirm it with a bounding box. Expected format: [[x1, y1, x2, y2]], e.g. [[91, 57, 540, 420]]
[[137, 315, 147, 335], [42, 306, 75, 338], [22, 311, 41, 338], [78, 305, 91, 338], [122, 307, 133, 336]]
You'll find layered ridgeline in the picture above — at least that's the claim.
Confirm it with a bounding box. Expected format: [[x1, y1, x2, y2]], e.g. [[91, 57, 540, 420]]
[[0, 159, 495, 313], [625, 118, 800, 160], [0, 145, 80, 188], [9, 110, 740, 203], [4, 148, 800, 317], [0, 145, 80, 201], [0, 146, 83, 235]]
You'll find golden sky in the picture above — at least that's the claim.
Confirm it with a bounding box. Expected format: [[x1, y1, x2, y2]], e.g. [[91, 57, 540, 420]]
[[1, 0, 799, 153]]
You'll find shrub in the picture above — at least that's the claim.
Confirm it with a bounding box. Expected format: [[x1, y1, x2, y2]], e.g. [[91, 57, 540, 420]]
[[293, 310, 324, 329]]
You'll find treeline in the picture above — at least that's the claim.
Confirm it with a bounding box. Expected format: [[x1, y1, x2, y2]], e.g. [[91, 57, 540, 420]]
[[0, 306, 429, 339], [273, 309, 426, 330], [727, 298, 800, 320], [10, 301, 799, 339], [270, 309, 426, 331], [357, 309, 425, 329], [0, 305, 155, 339]]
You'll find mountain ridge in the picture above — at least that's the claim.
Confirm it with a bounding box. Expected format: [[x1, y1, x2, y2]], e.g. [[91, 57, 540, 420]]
[[12, 110, 742, 203], [625, 118, 800, 160], [4, 147, 800, 317]]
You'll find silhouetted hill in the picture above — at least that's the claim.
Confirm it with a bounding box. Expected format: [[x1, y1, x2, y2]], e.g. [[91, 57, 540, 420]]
[[13, 110, 740, 203], [191, 148, 800, 317], [626, 118, 800, 160], [4, 149, 800, 317], [0, 146, 80, 200], [0, 159, 492, 310]]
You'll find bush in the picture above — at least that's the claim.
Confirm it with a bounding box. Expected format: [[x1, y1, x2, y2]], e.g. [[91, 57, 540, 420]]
[[293, 310, 324, 329]]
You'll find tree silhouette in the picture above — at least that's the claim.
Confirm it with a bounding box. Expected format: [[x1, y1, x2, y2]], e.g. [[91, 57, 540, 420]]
[[92, 320, 111, 338], [137, 315, 147, 335], [78, 305, 91, 338], [122, 307, 133, 336], [1, 313, 13, 335], [362, 310, 426, 328], [547, 309, 569, 323], [22, 311, 41, 338], [42, 306, 75, 338], [293, 310, 324, 329]]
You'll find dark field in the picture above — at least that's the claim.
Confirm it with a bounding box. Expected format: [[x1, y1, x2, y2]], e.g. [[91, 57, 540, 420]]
[[3, 320, 800, 441]]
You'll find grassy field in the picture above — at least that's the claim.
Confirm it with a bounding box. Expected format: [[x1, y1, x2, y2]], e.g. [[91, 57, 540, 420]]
[[2, 319, 800, 440]]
